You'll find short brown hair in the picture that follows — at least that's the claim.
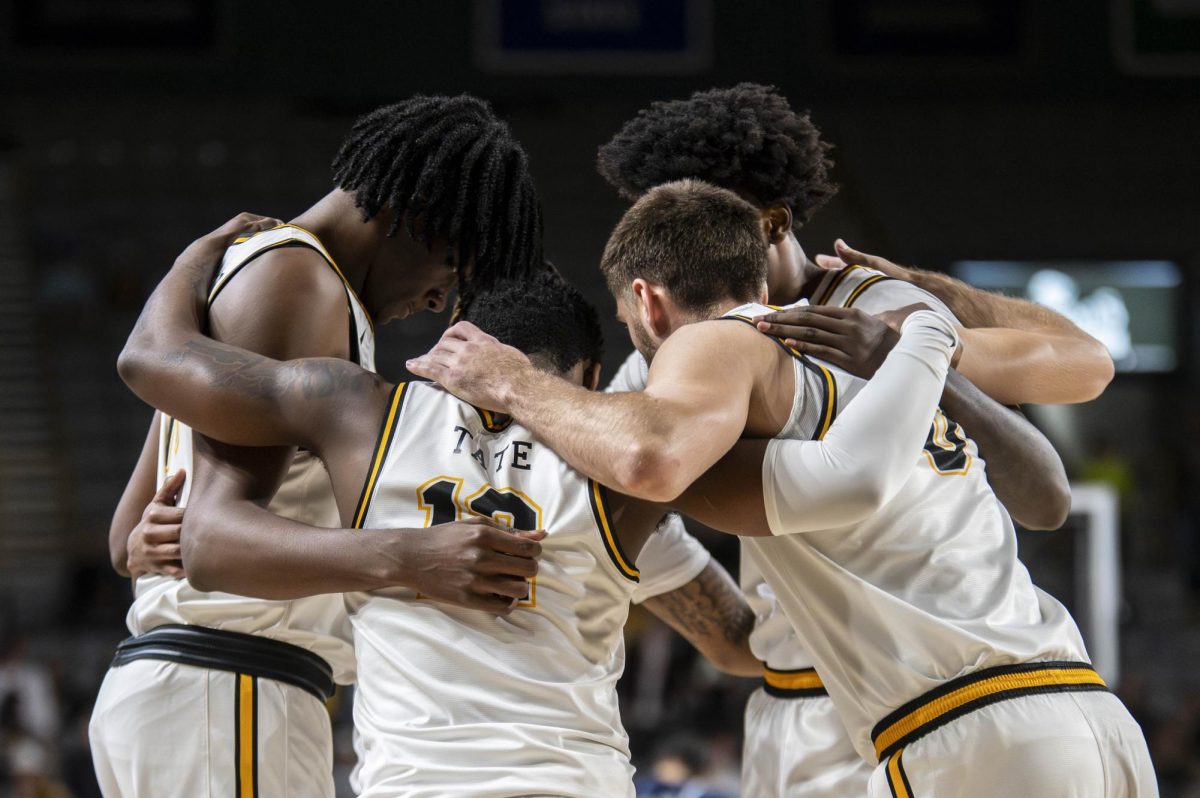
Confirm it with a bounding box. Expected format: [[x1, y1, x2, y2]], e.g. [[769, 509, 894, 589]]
[[600, 179, 768, 314]]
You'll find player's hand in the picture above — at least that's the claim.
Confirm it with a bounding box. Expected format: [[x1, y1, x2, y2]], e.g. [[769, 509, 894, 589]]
[[814, 239, 911, 280], [752, 306, 900, 379], [127, 469, 187, 580], [392, 516, 547, 614], [173, 212, 283, 284], [406, 322, 531, 413]]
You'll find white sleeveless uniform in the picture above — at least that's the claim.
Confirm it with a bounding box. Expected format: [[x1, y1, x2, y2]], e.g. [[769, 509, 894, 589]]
[[90, 225, 374, 798], [348, 380, 644, 798], [739, 268, 960, 797], [739, 292, 1156, 796], [608, 342, 866, 798]]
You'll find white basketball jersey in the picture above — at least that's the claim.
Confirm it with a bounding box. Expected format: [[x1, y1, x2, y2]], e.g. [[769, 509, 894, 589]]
[[348, 381, 641, 797], [731, 298, 1090, 763], [738, 269, 958, 671], [128, 224, 375, 685]]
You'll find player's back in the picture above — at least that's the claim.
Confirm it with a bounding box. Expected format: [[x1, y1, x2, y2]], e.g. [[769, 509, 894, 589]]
[[127, 225, 375, 685], [349, 380, 642, 798]]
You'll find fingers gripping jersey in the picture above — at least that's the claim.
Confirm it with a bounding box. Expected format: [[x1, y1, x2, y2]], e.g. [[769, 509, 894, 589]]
[[348, 382, 641, 797], [130, 225, 374, 685]]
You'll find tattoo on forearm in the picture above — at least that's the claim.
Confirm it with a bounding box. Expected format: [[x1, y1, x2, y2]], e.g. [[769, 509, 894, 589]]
[[650, 564, 754, 646], [175, 338, 370, 401]]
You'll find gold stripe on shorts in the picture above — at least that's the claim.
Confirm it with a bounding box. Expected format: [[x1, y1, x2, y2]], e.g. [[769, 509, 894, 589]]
[[872, 661, 1107, 761], [235, 673, 257, 798], [761, 666, 828, 698]]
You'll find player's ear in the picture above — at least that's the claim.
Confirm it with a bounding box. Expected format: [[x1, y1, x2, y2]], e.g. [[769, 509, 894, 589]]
[[633, 279, 672, 339], [583, 362, 602, 392], [762, 204, 793, 243]]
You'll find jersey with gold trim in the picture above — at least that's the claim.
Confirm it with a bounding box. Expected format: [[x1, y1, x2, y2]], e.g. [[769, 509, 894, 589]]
[[725, 301, 865, 673], [348, 381, 641, 797], [739, 275, 957, 673], [738, 297, 1090, 763], [128, 225, 374, 685]]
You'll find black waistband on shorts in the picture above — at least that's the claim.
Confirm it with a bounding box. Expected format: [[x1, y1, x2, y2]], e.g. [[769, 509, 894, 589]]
[[112, 624, 335, 702], [871, 660, 1107, 761], [761, 665, 829, 699]]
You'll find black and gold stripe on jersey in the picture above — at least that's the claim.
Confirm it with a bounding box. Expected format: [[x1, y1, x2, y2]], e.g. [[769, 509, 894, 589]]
[[353, 382, 410, 529], [216, 224, 375, 367], [588, 479, 640, 582], [843, 274, 893, 308], [814, 264, 863, 306], [474, 405, 513, 433], [721, 314, 839, 442]]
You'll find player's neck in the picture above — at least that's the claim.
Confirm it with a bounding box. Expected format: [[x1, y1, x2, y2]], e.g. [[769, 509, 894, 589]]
[[791, 258, 827, 303], [290, 189, 374, 294]]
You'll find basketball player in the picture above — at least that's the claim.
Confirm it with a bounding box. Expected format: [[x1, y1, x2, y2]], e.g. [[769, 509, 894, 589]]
[[90, 95, 550, 798], [595, 83, 1112, 796], [410, 180, 1157, 796], [115, 222, 969, 795]]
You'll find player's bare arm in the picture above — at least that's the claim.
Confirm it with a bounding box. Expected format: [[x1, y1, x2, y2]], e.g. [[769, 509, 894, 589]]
[[799, 240, 1114, 403], [939, 371, 1071, 530], [108, 412, 165, 577], [640, 560, 759, 677], [120, 217, 544, 611], [117, 218, 391, 455], [752, 304, 1071, 530], [408, 319, 772, 503], [672, 311, 961, 537], [181, 437, 540, 613], [108, 213, 280, 578]]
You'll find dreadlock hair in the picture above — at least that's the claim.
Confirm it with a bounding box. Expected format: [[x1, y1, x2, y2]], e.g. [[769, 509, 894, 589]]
[[461, 271, 604, 373], [597, 83, 837, 227], [331, 94, 545, 315]]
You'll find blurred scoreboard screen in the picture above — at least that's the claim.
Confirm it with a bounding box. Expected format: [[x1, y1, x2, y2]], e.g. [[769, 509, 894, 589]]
[[952, 260, 1182, 373], [475, 0, 712, 73]]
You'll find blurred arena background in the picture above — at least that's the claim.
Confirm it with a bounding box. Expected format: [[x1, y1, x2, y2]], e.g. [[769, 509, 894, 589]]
[[0, 0, 1198, 795]]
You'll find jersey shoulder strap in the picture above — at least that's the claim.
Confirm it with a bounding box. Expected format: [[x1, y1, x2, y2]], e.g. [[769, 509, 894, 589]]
[[209, 224, 376, 370], [812, 265, 896, 309]]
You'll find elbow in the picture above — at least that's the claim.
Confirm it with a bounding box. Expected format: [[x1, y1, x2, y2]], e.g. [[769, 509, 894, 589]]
[[109, 540, 131, 578], [116, 345, 150, 396], [1083, 343, 1116, 401], [1063, 338, 1115, 404], [612, 441, 688, 503], [1014, 478, 1072, 531]]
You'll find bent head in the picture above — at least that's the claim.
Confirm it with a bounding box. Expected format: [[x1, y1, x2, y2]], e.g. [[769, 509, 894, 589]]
[[596, 83, 836, 301], [600, 179, 769, 361], [460, 271, 604, 390], [332, 95, 544, 323]]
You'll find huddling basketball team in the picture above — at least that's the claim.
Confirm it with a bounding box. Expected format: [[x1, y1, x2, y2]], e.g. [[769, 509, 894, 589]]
[[89, 86, 1159, 797]]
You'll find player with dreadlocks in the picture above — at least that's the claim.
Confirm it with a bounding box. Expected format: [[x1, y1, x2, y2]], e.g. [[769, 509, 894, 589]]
[[596, 84, 1115, 797], [91, 95, 546, 798]]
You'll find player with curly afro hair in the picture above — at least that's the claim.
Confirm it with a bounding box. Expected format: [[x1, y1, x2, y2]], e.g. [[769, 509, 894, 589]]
[[598, 83, 836, 303]]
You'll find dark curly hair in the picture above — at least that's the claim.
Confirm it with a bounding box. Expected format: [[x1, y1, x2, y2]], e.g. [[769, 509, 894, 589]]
[[461, 270, 603, 373], [597, 83, 836, 227], [332, 94, 544, 314]]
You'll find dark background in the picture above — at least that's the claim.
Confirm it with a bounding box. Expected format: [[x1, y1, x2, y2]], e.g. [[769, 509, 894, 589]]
[[0, 0, 1198, 794]]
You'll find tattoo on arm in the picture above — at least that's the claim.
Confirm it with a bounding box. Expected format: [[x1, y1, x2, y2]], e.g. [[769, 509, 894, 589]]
[[177, 338, 372, 402], [647, 563, 754, 647]]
